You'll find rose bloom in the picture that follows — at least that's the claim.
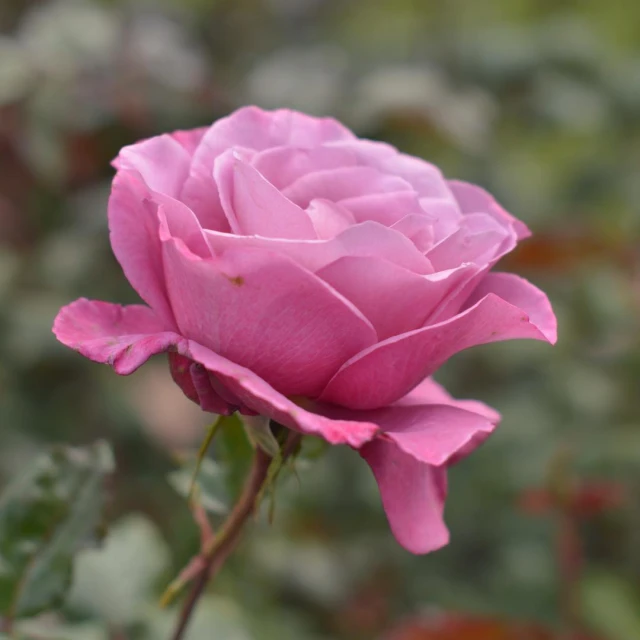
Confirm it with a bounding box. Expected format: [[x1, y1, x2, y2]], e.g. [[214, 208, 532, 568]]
[[54, 107, 556, 553]]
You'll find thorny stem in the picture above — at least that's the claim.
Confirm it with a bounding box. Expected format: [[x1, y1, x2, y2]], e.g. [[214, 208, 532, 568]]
[[169, 429, 302, 640]]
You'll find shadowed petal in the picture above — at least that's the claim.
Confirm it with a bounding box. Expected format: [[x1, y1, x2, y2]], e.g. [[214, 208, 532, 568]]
[[52, 299, 379, 447], [187, 343, 379, 447], [168, 353, 234, 415]]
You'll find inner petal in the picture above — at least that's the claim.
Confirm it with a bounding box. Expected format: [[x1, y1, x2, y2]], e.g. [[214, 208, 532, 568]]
[[283, 166, 413, 209], [251, 145, 360, 190]]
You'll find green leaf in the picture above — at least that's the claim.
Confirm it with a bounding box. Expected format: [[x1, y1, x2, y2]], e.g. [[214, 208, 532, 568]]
[[0, 441, 114, 620], [168, 458, 228, 515], [216, 414, 254, 495], [241, 415, 280, 458]]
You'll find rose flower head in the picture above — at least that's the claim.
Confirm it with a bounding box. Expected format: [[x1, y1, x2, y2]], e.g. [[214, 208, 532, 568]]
[[54, 107, 556, 553]]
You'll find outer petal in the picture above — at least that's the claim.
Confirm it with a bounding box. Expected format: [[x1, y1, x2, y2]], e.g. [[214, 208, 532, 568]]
[[360, 439, 449, 554], [449, 180, 531, 240], [186, 342, 379, 447], [170, 127, 208, 154], [320, 291, 555, 410], [374, 405, 496, 467], [426, 213, 511, 271], [107, 173, 175, 326], [108, 173, 211, 325], [113, 134, 192, 198], [214, 151, 317, 239], [353, 380, 499, 553], [160, 226, 378, 397], [315, 257, 472, 340], [53, 299, 180, 375], [322, 384, 498, 467], [52, 299, 379, 447], [464, 272, 557, 344], [168, 353, 233, 415], [204, 221, 434, 275], [393, 378, 501, 465], [398, 378, 501, 422]]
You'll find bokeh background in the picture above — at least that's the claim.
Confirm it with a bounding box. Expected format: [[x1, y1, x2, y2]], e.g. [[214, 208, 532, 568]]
[[1, 0, 639, 638]]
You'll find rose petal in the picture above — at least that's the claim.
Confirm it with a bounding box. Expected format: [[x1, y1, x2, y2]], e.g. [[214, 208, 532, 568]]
[[186, 342, 379, 447], [339, 191, 423, 226], [160, 226, 378, 397], [169, 352, 234, 415], [449, 180, 531, 240], [315, 257, 471, 340], [252, 145, 359, 190], [427, 213, 511, 271], [329, 139, 453, 199], [464, 272, 557, 344], [53, 299, 379, 447], [323, 386, 497, 466], [390, 214, 435, 252], [113, 134, 192, 198], [398, 378, 501, 423], [214, 151, 317, 239], [306, 199, 356, 239], [392, 379, 500, 466], [170, 127, 208, 154], [205, 220, 434, 275], [378, 404, 496, 467], [181, 107, 354, 228], [418, 198, 463, 241], [107, 173, 175, 327], [283, 166, 413, 209], [360, 438, 449, 554], [320, 290, 555, 409], [53, 299, 180, 374], [157, 195, 211, 258]]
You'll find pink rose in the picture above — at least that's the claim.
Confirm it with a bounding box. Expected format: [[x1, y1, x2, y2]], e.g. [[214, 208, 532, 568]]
[[53, 107, 556, 553]]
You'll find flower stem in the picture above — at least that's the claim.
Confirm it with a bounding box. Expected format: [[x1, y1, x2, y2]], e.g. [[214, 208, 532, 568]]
[[169, 429, 301, 640]]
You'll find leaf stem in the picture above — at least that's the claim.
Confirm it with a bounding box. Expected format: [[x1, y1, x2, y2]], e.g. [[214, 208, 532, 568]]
[[169, 428, 301, 640]]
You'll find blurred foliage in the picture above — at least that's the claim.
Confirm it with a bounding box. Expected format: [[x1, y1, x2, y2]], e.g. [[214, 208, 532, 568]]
[[1, 0, 640, 638]]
